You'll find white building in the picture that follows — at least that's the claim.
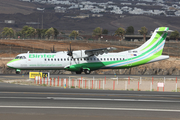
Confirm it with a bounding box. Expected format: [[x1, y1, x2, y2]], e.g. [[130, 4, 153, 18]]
[[69, 4, 79, 9], [175, 10, 180, 16], [121, 6, 132, 12], [136, 3, 147, 6], [80, 5, 95, 10], [129, 7, 144, 14], [91, 8, 105, 13], [153, 10, 165, 15], [121, 3, 132, 5], [54, 6, 66, 13]]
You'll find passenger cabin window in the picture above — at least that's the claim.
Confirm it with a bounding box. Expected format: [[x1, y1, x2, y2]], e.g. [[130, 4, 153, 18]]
[[113, 58, 115, 60], [48, 59, 50, 61], [64, 58, 66, 61], [123, 58, 125, 60], [110, 58, 112, 61], [58, 58, 59, 61], [107, 58, 109, 61], [45, 59, 46, 61], [54, 58, 56, 61], [51, 59, 53, 61]]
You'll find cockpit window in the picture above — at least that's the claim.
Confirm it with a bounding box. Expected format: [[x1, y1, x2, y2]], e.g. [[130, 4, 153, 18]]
[[15, 56, 20, 59], [15, 56, 26, 59]]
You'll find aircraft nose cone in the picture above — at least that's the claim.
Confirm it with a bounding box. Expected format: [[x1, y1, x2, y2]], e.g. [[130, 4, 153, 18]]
[[7, 62, 13, 68]]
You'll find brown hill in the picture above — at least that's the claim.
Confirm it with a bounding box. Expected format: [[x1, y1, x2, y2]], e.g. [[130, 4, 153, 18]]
[[0, 0, 39, 14], [0, 12, 180, 34]]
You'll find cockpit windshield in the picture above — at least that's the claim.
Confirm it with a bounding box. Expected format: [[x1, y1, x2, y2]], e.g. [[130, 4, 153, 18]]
[[15, 56, 26, 59]]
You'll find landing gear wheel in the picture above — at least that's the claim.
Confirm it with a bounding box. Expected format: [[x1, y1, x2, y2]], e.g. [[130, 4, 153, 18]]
[[76, 71, 82, 74], [16, 71, 20, 74], [84, 70, 91, 74]]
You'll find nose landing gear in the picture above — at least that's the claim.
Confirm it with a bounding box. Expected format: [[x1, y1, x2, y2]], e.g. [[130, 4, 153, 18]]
[[16, 71, 20, 74], [16, 69, 21, 74]]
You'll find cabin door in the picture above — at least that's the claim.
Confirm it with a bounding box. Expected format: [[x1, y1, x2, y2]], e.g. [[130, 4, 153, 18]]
[[127, 51, 132, 66]]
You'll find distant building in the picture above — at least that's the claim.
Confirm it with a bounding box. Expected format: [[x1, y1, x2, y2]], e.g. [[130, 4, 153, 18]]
[[92, 14, 103, 17], [175, 10, 180, 16], [136, 3, 147, 6], [129, 7, 144, 14], [54, 6, 66, 13], [4, 20, 15, 24], [20, 0, 31, 2], [121, 3, 132, 5]]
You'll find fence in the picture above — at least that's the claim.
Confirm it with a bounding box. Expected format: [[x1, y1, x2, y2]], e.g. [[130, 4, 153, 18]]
[[34, 76, 180, 92]]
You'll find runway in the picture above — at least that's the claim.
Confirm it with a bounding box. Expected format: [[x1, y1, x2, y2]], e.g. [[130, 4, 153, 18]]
[[0, 82, 180, 120]]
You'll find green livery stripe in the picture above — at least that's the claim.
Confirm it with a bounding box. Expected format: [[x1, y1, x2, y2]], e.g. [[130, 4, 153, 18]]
[[67, 49, 162, 71], [115, 49, 162, 69], [7, 59, 21, 64], [130, 49, 163, 67], [141, 27, 166, 51]]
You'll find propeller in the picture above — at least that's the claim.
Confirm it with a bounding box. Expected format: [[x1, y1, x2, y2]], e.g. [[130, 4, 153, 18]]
[[67, 42, 73, 57], [50, 45, 56, 53]]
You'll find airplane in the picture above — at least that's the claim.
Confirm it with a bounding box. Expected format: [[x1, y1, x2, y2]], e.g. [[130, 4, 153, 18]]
[[7, 27, 172, 74]]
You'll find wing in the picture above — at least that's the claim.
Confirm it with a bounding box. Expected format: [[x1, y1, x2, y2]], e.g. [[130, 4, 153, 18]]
[[85, 47, 116, 56]]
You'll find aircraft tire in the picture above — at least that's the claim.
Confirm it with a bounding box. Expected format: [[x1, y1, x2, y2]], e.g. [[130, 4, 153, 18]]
[[16, 71, 20, 74], [76, 71, 82, 74], [84, 70, 91, 74]]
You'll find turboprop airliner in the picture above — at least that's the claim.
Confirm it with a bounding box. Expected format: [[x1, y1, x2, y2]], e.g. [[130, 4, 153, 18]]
[[7, 27, 171, 74]]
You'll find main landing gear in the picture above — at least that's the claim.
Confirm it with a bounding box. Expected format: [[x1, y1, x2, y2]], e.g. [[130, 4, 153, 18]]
[[75, 70, 91, 74], [84, 69, 91, 74], [76, 71, 82, 74]]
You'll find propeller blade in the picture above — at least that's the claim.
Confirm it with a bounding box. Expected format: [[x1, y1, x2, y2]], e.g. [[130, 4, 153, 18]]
[[67, 42, 73, 56]]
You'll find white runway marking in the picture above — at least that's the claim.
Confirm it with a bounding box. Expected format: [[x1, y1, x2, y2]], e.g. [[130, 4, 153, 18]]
[[0, 96, 179, 103], [1, 92, 180, 97], [0, 97, 47, 100], [0, 106, 180, 112], [47, 97, 180, 103]]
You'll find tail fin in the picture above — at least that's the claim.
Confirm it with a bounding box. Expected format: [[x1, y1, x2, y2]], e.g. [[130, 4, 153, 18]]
[[137, 27, 170, 56]]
